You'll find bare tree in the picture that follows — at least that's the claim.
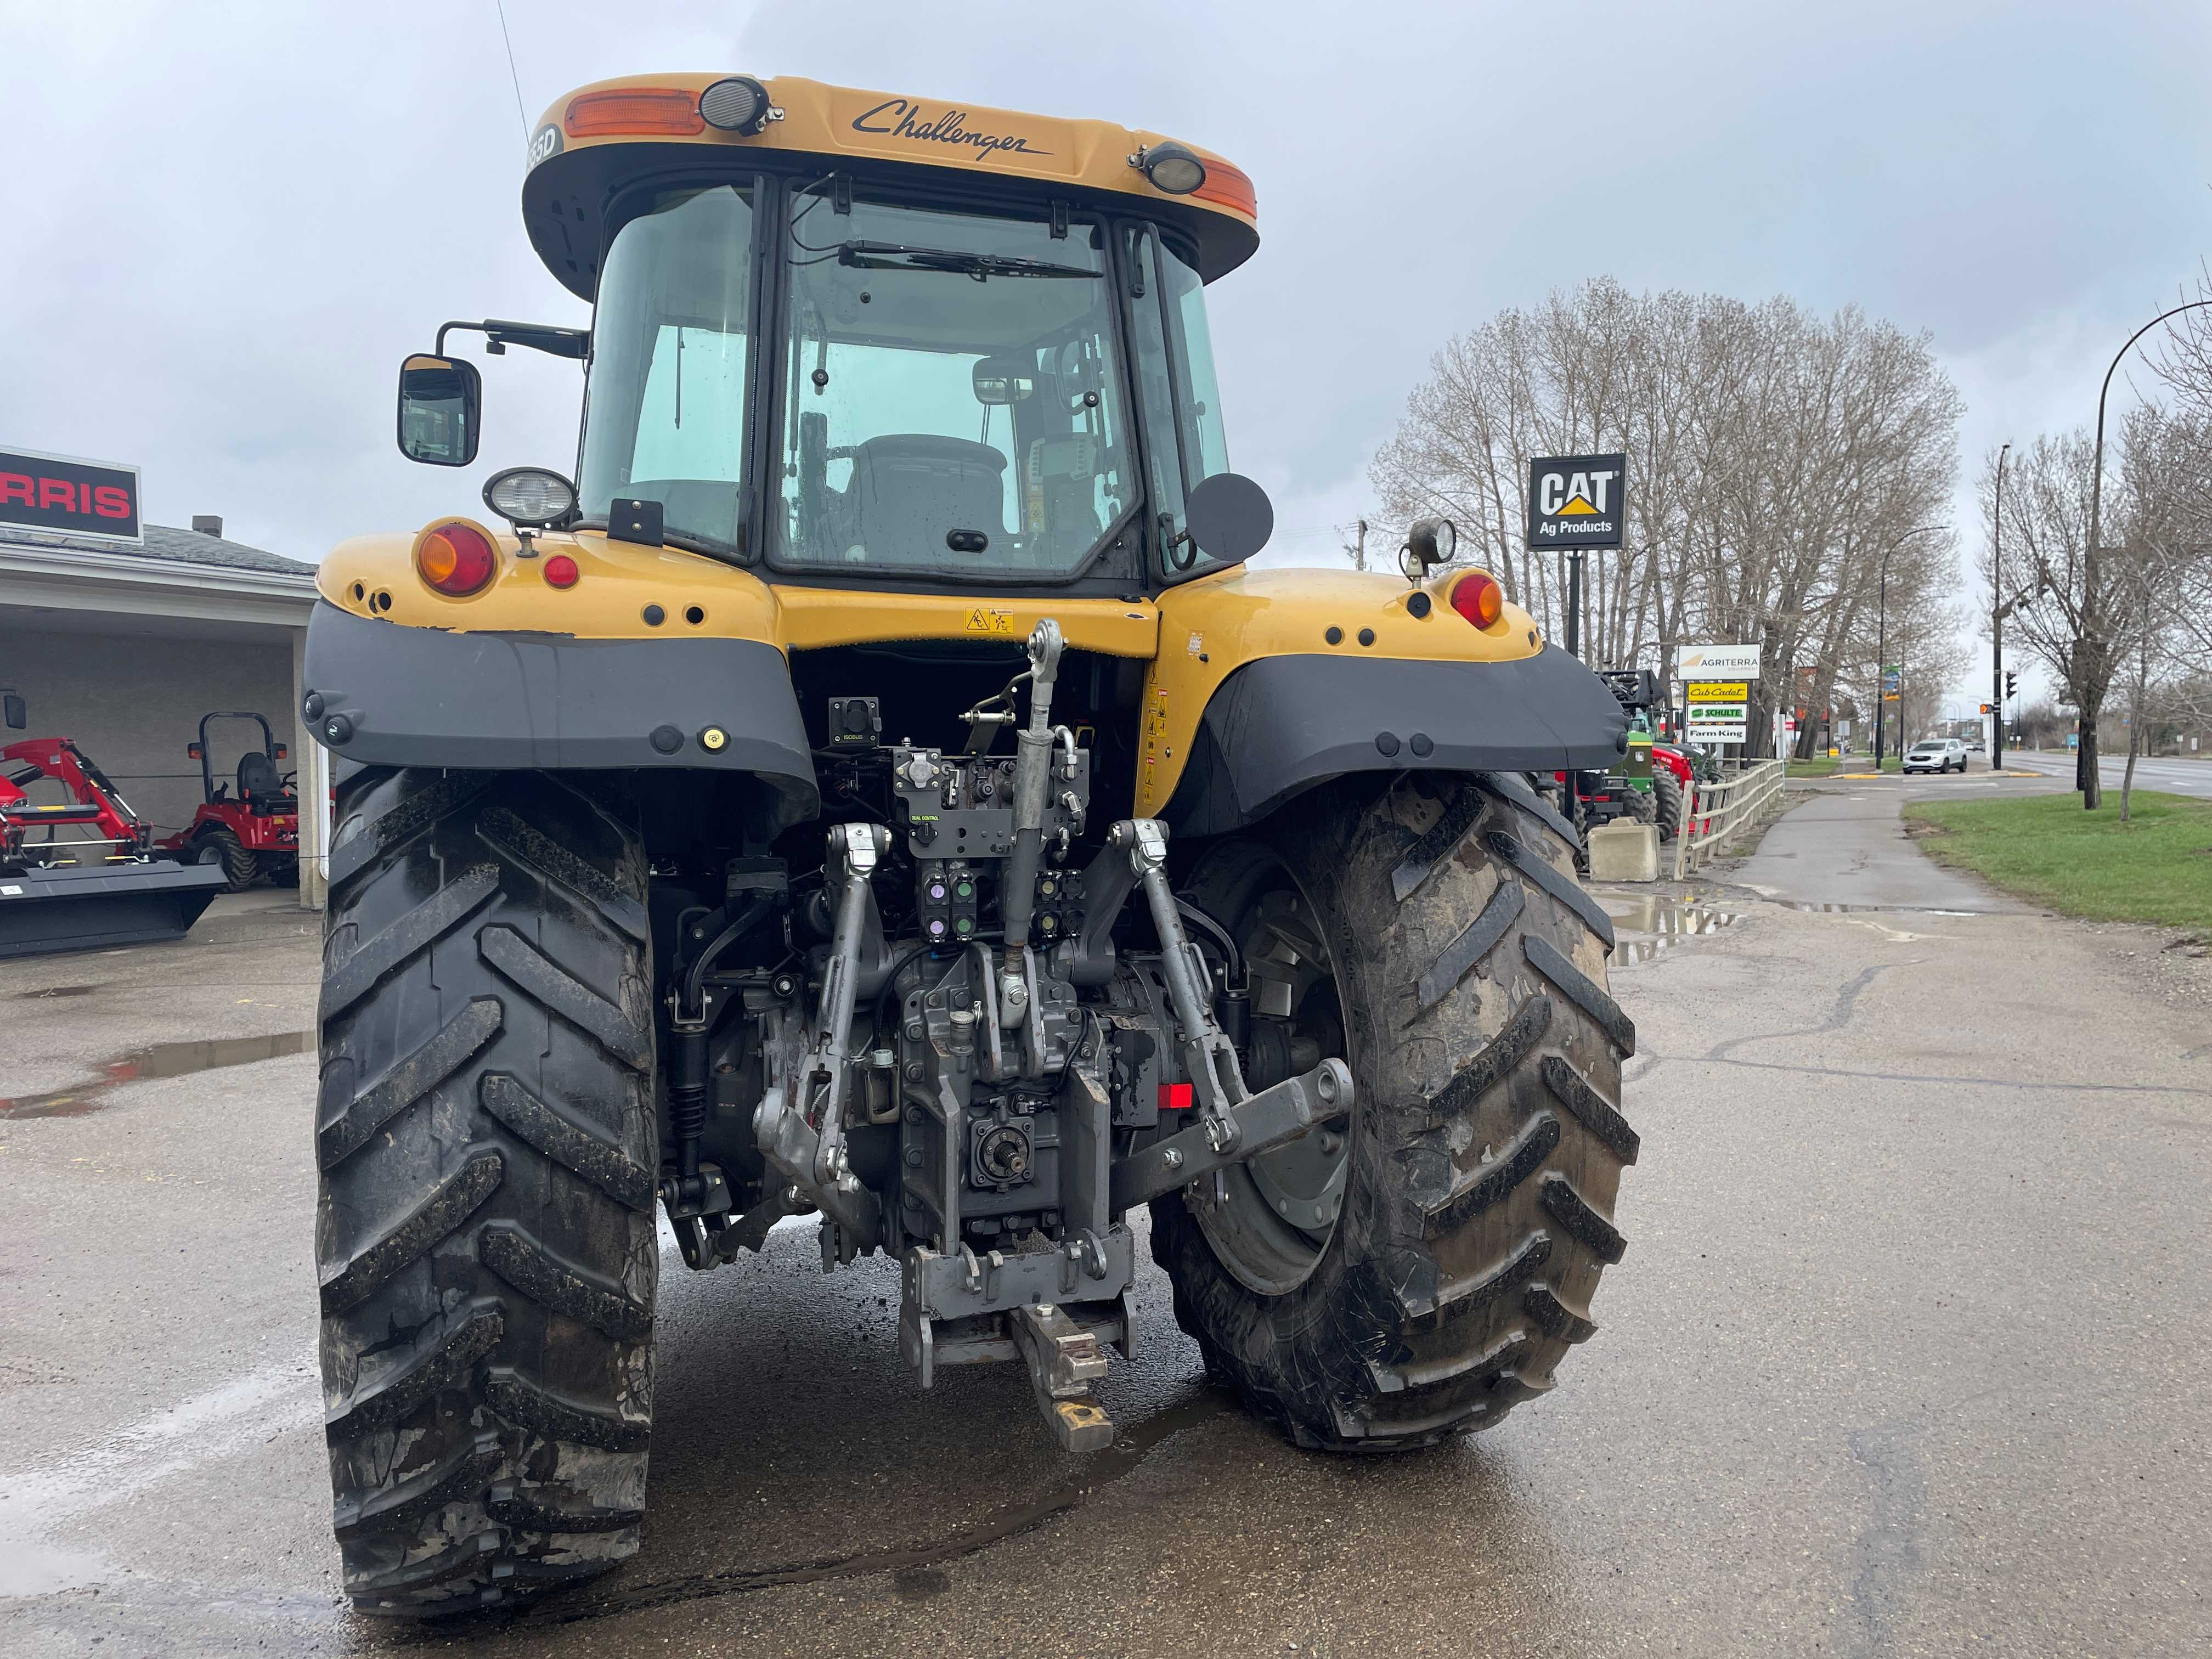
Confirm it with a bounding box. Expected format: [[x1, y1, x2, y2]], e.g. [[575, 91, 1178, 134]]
[[1370, 280, 1963, 759]]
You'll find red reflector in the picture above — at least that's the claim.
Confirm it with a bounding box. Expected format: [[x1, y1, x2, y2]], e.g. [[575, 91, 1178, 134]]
[[1159, 1083, 1194, 1111], [416, 521, 498, 596], [543, 554, 580, 589], [566, 88, 706, 137], [1449, 571, 1504, 628]]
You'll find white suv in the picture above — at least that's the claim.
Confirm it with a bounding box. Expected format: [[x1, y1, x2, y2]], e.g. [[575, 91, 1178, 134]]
[[1903, 738, 1969, 774]]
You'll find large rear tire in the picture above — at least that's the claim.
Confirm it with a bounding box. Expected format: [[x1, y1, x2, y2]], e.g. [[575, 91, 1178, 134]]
[[315, 767, 658, 1616], [1152, 772, 1636, 1449]]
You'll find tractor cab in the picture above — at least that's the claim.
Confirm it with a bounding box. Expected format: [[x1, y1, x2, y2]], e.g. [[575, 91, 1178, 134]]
[[393, 75, 1256, 596]]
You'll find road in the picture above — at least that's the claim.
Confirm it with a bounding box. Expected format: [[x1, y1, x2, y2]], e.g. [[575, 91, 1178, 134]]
[[2004, 747, 2212, 798], [4, 810, 2210, 1657]]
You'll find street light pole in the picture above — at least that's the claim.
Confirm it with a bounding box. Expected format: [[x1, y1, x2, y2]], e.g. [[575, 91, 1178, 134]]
[[2081, 297, 2212, 803], [1873, 524, 1948, 769], [1991, 443, 2010, 770]]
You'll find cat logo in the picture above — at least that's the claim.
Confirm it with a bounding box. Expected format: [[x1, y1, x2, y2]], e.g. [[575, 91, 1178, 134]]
[[1526, 452, 1628, 550]]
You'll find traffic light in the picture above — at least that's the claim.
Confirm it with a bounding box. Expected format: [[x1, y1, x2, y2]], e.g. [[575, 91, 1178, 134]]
[[2004, 670, 2018, 700]]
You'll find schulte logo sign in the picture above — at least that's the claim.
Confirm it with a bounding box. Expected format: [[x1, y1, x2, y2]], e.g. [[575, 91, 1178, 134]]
[[850, 98, 1053, 160]]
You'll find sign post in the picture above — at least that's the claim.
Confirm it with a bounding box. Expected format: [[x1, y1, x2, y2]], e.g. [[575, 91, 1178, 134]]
[[1528, 453, 1627, 660]]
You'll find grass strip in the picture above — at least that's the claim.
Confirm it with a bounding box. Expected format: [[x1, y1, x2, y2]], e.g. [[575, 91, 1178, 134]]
[[1904, 789, 2212, 936]]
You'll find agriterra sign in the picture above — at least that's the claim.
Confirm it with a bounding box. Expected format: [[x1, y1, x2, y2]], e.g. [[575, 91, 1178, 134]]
[[0, 447, 142, 545], [1527, 453, 1627, 550]]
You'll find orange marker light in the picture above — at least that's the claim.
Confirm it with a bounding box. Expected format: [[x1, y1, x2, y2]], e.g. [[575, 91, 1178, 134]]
[[1192, 157, 1257, 220], [416, 522, 497, 596], [565, 89, 706, 138], [1449, 571, 1504, 629]]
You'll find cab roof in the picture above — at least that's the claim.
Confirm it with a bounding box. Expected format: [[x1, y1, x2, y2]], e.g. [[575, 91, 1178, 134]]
[[522, 74, 1259, 302]]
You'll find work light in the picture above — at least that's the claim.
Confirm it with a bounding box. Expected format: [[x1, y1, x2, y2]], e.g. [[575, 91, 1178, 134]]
[[1135, 142, 1206, 195], [700, 75, 776, 136], [482, 466, 578, 530]]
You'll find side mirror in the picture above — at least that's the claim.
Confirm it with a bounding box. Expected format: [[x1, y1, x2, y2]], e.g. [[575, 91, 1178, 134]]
[[397, 353, 482, 467], [187, 742, 204, 759], [1181, 472, 1274, 568], [972, 354, 1037, 406], [2, 692, 24, 731]]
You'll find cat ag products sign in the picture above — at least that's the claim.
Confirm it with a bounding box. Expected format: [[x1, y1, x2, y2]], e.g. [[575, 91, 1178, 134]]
[[0, 447, 142, 546], [1527, 452, 1626, 549]]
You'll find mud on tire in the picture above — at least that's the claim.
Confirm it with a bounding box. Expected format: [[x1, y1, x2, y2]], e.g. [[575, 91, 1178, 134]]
[[315, 766, 657, 1615], [1151, 771, 1635, 1449]]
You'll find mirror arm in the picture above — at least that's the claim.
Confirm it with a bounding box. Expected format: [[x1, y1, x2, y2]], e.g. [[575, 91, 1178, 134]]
[[435, 318, 589, 362]]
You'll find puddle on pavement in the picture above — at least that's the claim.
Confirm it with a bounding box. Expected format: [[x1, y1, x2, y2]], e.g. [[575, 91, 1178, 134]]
[[0, 1029, 313, 1119], [14, 983, 103, 1000], [1771, 900, 1979, 917], [1604, 893, 1747, 965]]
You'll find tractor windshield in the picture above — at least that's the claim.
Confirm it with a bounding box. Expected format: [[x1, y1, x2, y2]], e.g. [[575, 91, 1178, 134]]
[[773, 187, 1132, 577]]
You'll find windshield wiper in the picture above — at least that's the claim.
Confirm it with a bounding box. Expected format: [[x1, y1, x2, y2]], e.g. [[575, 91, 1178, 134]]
[[833, 240, 1100, 281]]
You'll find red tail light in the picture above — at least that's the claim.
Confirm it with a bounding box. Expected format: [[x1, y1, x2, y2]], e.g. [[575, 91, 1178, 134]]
[[415, 521, 498, 597], [543, 554, 580, 589], [1449, 571, 1504, 628]]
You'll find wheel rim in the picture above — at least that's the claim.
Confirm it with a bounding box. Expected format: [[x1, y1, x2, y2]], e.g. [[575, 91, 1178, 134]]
[[1189, 858, 1351, 1296]]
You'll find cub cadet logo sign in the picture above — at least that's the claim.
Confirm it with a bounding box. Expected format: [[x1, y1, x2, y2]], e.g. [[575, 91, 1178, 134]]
[[850, 98, 1053, 161], [1527, 452, 1627, 550], [0, 447, 142, 546]]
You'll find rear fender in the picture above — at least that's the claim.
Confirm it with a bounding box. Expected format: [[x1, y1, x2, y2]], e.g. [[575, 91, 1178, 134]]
[[300, 601, 819, 837], [1160, 646, 1627, 838]]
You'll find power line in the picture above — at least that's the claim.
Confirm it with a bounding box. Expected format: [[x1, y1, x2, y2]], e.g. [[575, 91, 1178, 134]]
[[494, 0, 529, 144]]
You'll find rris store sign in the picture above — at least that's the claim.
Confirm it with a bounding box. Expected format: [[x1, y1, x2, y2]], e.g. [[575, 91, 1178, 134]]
[[0, 447, 142, 545], [1526, 453, 1627, 551]]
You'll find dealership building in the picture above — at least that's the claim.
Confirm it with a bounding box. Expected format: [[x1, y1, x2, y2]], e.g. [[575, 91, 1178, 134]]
[[0, 448, 332, 907]]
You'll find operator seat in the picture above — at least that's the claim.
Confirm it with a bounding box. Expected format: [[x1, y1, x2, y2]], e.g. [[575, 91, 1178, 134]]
[[847, 435, 1005, 562], [237, 749, 285, 805]]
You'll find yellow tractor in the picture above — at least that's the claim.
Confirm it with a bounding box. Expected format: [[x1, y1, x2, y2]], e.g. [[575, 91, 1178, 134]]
[[303, 72, 1636, 1616]]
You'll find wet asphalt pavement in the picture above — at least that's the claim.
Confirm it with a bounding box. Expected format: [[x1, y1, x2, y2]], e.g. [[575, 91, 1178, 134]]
[[4, 779, 2210, 1657]]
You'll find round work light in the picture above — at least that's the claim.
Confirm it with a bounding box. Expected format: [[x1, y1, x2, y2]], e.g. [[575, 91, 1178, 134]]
[[482, 466, 578, 530], [1138, 142, 1207, 195], [700, 75, 775, 135]]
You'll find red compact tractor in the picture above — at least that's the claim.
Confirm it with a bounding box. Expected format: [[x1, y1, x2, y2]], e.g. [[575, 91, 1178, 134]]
[[156, 712, 300, 891], [1, 690, 227, 957]]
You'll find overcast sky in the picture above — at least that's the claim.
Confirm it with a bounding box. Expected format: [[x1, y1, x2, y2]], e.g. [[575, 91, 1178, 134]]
[[6, 1, 2208, 710]]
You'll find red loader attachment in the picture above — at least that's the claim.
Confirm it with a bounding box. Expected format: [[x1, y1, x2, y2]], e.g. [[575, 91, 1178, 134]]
[[1, 735, 227, 958]]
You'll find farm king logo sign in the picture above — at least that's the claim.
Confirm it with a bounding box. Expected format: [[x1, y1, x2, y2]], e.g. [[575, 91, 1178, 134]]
[[1526, 453, 1627, 551]]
